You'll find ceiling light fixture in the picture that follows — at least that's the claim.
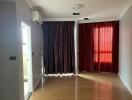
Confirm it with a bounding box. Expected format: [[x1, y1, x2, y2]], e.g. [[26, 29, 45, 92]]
[[73, 4, 85, 10], [72, 3, 85, 16]]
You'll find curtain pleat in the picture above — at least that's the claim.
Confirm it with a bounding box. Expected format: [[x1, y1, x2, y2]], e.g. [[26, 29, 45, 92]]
[[42, 21, 75, 74], [79, 24, 94, 72]]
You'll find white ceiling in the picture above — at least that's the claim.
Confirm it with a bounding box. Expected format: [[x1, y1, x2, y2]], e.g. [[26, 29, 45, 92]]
[[27, 0, 132, 20]]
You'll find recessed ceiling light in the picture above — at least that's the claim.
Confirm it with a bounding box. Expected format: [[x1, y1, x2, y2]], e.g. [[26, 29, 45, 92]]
[[73, 13, 80, 16], [84, 18, 89, 20]]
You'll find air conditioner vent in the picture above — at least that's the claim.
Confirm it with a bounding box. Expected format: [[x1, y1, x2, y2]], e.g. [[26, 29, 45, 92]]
[[31, 10, 42, 25]]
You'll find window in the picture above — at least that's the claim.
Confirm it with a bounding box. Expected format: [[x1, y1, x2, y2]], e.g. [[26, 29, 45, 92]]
[[94, 26, 113, 63]]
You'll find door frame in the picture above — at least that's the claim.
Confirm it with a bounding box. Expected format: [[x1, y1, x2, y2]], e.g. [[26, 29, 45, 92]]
[[21, 22, 33, 100]]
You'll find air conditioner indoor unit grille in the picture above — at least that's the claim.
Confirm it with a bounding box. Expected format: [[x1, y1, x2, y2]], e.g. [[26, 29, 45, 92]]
[[31, 10, 43, 25]]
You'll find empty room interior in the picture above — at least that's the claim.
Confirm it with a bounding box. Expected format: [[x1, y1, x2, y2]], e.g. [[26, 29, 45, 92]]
[[1, 0, 132, 100]]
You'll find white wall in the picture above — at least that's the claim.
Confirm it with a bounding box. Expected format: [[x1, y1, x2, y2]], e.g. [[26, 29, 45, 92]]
[[0, 1, 20, 100], [0, 0, 43, 100], [31, 22, 43, 89], [119, 5, 132, 95], [74, 21, 79, 74], [15, 0, 43, 99]]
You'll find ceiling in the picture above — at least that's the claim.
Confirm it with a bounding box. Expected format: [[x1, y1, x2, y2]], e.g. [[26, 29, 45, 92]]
[[27, 0, 132, 20]]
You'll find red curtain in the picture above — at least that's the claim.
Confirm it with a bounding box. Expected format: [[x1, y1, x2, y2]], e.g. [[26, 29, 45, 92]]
[[79, 24, 94, 72], [79, 21, 119, 73]]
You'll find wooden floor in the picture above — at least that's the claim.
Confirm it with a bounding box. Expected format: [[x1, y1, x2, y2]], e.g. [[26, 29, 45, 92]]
[[29, 73, 132, 100]]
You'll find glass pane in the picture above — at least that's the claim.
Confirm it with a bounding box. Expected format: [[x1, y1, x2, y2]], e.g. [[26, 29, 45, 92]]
[[94, 26, 113, 63]]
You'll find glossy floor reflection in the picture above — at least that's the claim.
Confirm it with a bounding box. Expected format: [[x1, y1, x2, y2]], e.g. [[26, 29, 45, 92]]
[[29, 73, 132, 100]]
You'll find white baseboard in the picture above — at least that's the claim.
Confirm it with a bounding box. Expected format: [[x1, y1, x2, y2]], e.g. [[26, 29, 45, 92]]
[[33, 78, 41, 91], [118, 73, 132, 95]]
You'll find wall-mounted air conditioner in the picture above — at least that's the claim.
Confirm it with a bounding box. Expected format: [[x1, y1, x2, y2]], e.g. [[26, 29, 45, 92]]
[[31, 10, 43, 25]]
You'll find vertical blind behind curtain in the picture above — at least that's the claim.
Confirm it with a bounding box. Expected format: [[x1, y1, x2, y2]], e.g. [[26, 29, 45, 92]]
[[79, 21, 119, 73], [42, 21, 75, 74]]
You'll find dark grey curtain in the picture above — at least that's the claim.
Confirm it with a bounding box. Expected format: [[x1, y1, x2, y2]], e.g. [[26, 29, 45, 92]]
[[42, 21, 75, 74]]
